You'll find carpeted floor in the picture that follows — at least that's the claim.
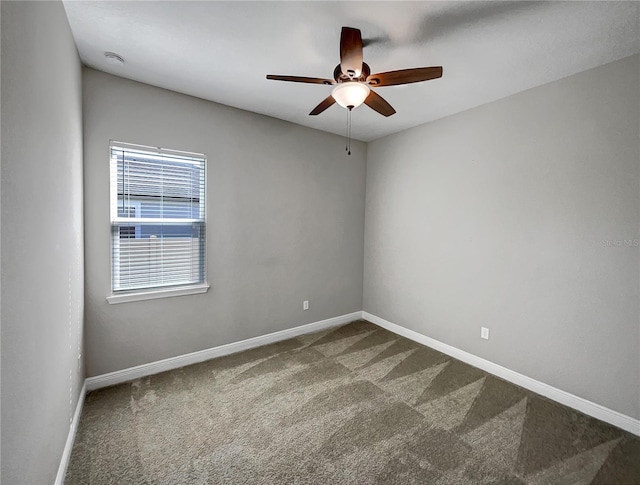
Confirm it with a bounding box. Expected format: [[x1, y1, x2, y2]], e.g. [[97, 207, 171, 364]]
[[66, 320, 640, 484]]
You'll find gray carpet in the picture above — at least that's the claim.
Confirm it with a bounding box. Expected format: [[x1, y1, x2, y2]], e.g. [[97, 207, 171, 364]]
[[66, 320, 640, 484]]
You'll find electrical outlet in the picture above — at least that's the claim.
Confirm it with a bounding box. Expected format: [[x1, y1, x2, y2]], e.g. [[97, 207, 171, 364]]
[[303, 300, 309, 311], [481, 327, 490, 340]]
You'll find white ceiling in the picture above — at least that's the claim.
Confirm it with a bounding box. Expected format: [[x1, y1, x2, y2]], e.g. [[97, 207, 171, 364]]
[[63, 1, 639, 142]]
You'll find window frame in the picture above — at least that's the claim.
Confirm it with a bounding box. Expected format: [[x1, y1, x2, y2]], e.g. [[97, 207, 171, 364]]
[[107, 140, 209, 304]]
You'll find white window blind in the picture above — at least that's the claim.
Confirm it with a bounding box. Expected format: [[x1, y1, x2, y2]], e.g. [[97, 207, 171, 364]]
[[110, 141, 206, 293]]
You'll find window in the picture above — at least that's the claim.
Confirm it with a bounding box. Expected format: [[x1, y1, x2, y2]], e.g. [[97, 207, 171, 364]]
[[109, 141, 207, 301]]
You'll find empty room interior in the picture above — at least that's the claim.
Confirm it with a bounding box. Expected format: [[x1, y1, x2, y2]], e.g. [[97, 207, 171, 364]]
[[1, 1, 639, 484]]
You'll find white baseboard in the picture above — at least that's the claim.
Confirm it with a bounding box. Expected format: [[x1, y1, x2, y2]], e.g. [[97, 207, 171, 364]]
[[55, 381, 86, 485], [363, 311, 640, 437], [85, 311, 363, 391]]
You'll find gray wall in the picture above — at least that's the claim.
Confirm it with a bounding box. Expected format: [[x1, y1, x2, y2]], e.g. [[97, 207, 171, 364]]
[[364, 54, 640, 419], [1, 2, 85, 483], [83, 69, 366, 376]]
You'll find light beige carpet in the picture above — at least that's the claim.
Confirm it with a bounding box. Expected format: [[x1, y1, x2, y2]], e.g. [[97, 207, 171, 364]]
[[66, 320, 640, 484]]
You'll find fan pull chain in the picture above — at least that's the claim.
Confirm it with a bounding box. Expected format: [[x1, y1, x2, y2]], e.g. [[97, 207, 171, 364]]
[[346, 107, 353, 156], [345, 107, 349, 154]]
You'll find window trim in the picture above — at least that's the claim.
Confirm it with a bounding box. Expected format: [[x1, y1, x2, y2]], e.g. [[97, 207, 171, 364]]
[[107, 140, 208, 302], [106, 283, 209, 304]]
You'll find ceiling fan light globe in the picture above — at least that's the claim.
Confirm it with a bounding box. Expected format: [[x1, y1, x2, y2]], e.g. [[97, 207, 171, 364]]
[[332, 82, 370, 109]]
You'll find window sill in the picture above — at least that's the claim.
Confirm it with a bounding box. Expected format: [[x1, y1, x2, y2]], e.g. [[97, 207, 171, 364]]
[[107, 283, 209, 304]]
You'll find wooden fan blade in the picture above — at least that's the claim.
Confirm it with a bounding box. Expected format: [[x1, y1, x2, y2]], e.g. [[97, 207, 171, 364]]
[[367, 66, 443, 87], [340, 27, 363, 78], [266, 75, 335, 85], [309, 95, 336, 116], [364, 90, 396, 117]]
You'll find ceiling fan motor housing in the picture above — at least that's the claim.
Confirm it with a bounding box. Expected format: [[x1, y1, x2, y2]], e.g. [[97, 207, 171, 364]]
[[334, 63, 370, 83]]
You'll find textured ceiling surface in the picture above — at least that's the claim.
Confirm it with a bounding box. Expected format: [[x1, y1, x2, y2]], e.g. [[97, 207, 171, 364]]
[[63, 1, 639, 142]]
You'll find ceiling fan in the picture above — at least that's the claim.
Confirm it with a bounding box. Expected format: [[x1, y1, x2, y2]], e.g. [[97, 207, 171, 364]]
[[266, 27, 443, 117]]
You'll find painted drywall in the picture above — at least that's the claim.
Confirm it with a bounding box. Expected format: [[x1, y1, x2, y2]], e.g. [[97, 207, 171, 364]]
[[1, 1, 85, 483], [83, 69, 366, 376], [364, 54, 640, 420]]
